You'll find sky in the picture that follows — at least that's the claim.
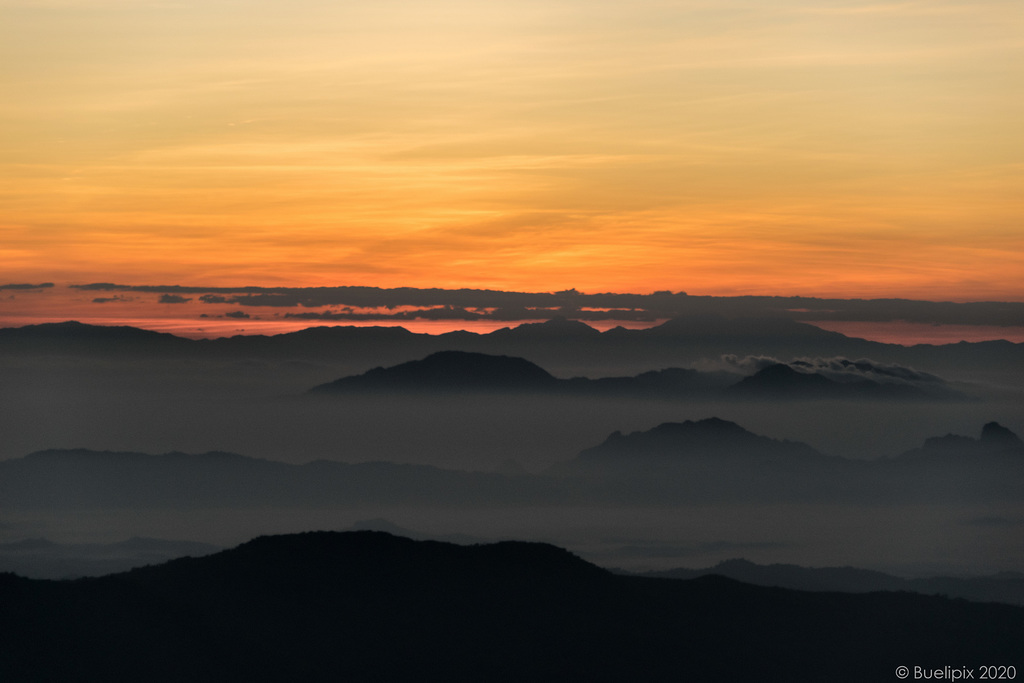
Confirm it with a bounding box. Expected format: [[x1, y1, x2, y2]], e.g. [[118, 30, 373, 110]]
[[1, 0, 1022, 301]]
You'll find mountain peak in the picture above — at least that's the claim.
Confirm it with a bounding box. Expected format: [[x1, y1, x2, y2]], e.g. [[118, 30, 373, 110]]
[[903, 422, 1024, 460], [310, 350, 558, 393], [725, 363, 839, 398], [490, 317, 601, 338], [578, 417, 822, 462], [981, 422, 1023, 447]]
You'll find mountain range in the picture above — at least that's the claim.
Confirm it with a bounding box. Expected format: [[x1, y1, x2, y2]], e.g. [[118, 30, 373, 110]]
[[2, 317, 1020, 381], [310, 350, 966, 401], [628, 558, 1024, 606], [2, 531, 1021, 682], [0, 537, 223, 580], [2, 419, 1020, 509]]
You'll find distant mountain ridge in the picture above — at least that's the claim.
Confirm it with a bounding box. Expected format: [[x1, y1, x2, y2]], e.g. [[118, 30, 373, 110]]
[[896, 421, 1024, 461], [629, 558, 1024, 606], [1, 531, 1021, 682], [2, 420, 1020, 509], [0, 536, 222, 580], [724, 362, 965, 400], [575, 417, 825, 462], [2, 317, 1019, 380], [554, 419, 1024, 502], [310, 350, 736, 396], [311, 350, 560, 393], [310, 350, 963, 401]]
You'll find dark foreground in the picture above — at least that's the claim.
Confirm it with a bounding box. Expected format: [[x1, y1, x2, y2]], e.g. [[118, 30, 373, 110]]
[[2, 532, 1021, 682]]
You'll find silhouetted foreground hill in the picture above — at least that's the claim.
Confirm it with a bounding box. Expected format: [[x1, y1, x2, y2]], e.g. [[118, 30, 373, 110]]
[[1, 532, 1021, 682]]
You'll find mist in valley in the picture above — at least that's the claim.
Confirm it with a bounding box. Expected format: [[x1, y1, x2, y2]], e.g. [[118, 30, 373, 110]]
[[2, 318, 1022, 585]]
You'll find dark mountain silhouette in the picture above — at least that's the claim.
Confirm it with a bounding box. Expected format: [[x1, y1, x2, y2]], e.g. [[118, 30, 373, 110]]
[[310, 350, 736, 396], [874, 422, 1024, 501], [0, 320, 191, 355], [631, 558, 1024, 606], [3, 421, 1022, 511], [343, 521, 1024, 607], [574, 417, 826, 463], [488, 316, 603, 339], [310, 350, 560, 393], [893, 421, 1024, 462], [346, 518, 490, 546], [1, 531, 1021, 682], [982, 421, 1024, 447], [554, 419, 1024, 503], [550, 418, 864, 502], [724, 362, 950, 400], [728, 362, 838, 395], [2, 316, 1019, 381]]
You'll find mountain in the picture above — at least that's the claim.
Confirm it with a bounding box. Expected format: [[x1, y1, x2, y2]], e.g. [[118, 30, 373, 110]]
[[310, 350, 736, 396], [0, 320, 191, 355], [550, 418, 854, 503], [555, 419, 1024, 503], [632, 558, 1024, 606], [896, 421, 1024, 461], [722, 362, 960, 400], [310, 350, 560, 393], [873, 422, 1024, 500], [5, 421, 1021, 512], [345, 518, 490, 546], [488, 316, 604, 340], [573, 417, 826, 463], [1, 531, 1021, 682], [3, 317, 1020, 380]]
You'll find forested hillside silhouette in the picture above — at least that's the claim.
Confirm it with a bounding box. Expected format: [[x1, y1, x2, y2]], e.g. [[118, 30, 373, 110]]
[[2, 531, 1021, 682]]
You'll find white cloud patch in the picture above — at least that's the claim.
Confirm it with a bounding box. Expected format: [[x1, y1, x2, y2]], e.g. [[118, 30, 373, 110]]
[[719, 354, 945, 386]]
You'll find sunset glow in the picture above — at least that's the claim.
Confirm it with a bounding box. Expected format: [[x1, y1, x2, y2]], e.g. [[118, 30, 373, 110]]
[[2, 0, 1022, 301]]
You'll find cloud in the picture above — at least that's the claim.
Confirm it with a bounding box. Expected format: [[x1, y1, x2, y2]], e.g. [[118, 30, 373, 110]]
[[0, 283, 53, 291], [224, 311, 250, 319], [718, 355, 783, 374], [72, 283, 128, 291], [791, 358, 943, 384], [91, 295, 133, 303], [720, 355, 946, 386], [159, 294, 192, 304], [63, 284, 1024, 325]]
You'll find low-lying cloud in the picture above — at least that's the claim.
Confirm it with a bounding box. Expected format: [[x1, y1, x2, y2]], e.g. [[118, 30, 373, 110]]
[[720, 355, 945, 385], [159, 294, 192, 304]]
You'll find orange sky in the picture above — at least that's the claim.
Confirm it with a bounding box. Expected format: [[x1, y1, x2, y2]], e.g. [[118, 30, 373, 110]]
[[1, 0, 1022, 301]]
